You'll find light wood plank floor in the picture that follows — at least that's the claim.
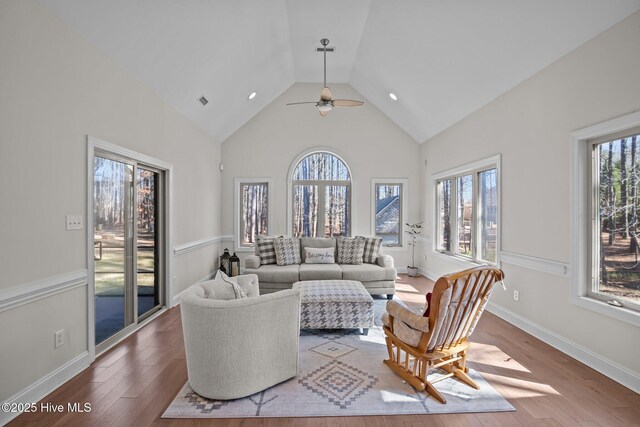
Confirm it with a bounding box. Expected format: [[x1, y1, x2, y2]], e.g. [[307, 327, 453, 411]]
[[9, 274, 640, 426]]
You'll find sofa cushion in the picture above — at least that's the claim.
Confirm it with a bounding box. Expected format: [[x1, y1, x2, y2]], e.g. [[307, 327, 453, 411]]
[[299, 263, 343, 281], [340, 263, 397, 282], [274, 237, 302, 266], [337, 236, 365, 264], [249, 264, 300, 283], [304, 247, 335, 264], [300, 237, 337, 262], [358, 236, 382, 264]]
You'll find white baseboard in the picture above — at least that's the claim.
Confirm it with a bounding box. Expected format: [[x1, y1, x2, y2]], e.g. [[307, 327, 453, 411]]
[[418, 267, 438, 281], [487, 302, 640, 394], [0, 351, 91, 425], [171, 271, 216, 306]]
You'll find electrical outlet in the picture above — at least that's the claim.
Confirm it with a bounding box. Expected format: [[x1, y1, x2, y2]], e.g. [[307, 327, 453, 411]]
[[54, 330, 64, 348], [513, 290, 519, 301]]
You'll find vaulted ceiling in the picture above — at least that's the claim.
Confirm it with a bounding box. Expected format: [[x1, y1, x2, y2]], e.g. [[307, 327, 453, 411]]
[[38, 0, 640, 143]]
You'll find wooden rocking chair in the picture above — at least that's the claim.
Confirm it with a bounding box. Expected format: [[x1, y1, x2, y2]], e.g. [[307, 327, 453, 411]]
[[382, 266, 504, 403]]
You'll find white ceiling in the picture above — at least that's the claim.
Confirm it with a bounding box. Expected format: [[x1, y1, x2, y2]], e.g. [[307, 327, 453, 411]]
[[38, 0, 640, 143]]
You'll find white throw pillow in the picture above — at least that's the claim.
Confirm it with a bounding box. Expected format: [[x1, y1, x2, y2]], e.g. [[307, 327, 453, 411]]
[[304, 247, 335, 264], [213, 270, 247, 299]]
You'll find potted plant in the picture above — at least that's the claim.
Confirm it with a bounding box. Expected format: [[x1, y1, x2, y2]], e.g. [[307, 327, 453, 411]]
[[405, 221, 423, 277]]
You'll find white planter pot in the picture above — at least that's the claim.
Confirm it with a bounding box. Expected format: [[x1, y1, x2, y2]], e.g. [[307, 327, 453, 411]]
[[407, 266, 419, 277]]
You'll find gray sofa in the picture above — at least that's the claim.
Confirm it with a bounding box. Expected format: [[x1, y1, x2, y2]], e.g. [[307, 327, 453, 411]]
[[244, 236, 397, 298]]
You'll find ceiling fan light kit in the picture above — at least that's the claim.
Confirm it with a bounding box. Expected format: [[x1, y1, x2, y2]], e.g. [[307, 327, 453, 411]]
[[286, 38, 363, 117]]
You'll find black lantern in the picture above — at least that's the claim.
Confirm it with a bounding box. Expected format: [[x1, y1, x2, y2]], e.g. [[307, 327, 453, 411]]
[[219, 248, 231, 275], [229, 252, 240, 277]]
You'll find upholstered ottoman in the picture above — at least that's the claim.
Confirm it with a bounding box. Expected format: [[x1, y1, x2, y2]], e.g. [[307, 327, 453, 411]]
[[292, 280, 374, 335]]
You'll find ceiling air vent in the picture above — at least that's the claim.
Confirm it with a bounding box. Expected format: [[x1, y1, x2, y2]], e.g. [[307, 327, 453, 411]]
[[198, 96, 209, 106]]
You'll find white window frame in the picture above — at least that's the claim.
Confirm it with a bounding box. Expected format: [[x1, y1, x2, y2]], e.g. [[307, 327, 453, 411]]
[[234, 178, 272, 252], [286, 148, 353, 238], [432, 154, 501, 265], [371, 178, 408, 250], [571, 110, 640, 327]]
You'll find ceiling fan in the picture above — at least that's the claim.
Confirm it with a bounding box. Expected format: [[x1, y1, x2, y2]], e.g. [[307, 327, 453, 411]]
[[287, 38, 364, 117]]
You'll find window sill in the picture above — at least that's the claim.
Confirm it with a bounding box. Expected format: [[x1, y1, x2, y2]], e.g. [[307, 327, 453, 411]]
[[571, 295, 640, 328], [382, 245, 407, 252], [430, 250, 479, 269], [235, 247, 255, 253]]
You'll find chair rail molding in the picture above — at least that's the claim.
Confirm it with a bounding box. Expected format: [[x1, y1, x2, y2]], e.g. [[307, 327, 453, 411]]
[[173, 235, 232, 256], [500, 251, 569, 278], [0, 269, 88, 313]]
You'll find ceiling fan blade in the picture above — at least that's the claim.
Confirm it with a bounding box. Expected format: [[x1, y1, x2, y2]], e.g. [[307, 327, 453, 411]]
[[286, 101, 319, 106], [333, 99, 364, 107], [320, 86, 332, 102]]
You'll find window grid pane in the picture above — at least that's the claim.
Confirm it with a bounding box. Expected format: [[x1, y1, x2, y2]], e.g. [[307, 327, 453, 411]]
[[593, 134, 640, 306], [457, 175, 473, 257], [293, 185, 318, 237], [240, 183, 268, 245], [437, 179, 452, 252], [292, 152, 350, 181], [375, 184, 402, 246], [325, 185, 350, 237], [478, 169, 497, 262]]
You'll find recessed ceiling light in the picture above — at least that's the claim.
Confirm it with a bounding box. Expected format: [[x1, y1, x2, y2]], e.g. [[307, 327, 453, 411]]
[[248, 91, 257, 100], [389, 93, 398, 101]]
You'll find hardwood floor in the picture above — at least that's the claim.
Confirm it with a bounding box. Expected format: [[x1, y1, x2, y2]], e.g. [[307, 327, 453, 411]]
[[9, 274, 640, 426]]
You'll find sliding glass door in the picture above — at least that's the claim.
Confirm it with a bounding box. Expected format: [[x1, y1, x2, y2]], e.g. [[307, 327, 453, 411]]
[[93, 154, 163, 350]]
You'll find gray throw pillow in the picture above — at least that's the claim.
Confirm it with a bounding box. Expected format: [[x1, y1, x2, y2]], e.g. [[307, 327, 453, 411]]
[[337, 237, 366, 264], [273, 237, 302, 266], [358, 236, 382, 264]]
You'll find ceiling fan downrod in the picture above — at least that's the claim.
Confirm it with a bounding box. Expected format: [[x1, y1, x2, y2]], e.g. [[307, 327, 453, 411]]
[[321, 38, 329, 88]]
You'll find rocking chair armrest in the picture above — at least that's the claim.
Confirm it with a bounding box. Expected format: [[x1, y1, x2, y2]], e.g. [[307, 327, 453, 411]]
[[386, 300, 430, 333]]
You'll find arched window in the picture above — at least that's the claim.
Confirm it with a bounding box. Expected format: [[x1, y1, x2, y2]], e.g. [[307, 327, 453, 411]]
[[291, 151, 351, 237]]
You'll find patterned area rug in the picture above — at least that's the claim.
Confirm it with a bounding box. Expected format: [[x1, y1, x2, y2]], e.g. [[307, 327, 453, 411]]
[[162, 319, 514, 418]]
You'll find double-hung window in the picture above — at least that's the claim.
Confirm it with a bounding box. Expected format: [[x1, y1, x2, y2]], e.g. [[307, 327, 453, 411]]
[[235, 179, 270, 249], [572, 112, 640, 324], [434, 156, 500, 263], [372, 179, 408, 247], [588, 129, 640, 312]]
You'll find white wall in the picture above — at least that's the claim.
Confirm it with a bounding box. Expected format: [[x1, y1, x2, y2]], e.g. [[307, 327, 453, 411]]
[[420, 11, 640, 386], [0, 0, 221, 405], [221, 83, 421, 268]]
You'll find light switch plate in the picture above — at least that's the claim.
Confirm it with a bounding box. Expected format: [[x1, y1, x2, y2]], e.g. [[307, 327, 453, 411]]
[[66, 215, 83, 230]]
